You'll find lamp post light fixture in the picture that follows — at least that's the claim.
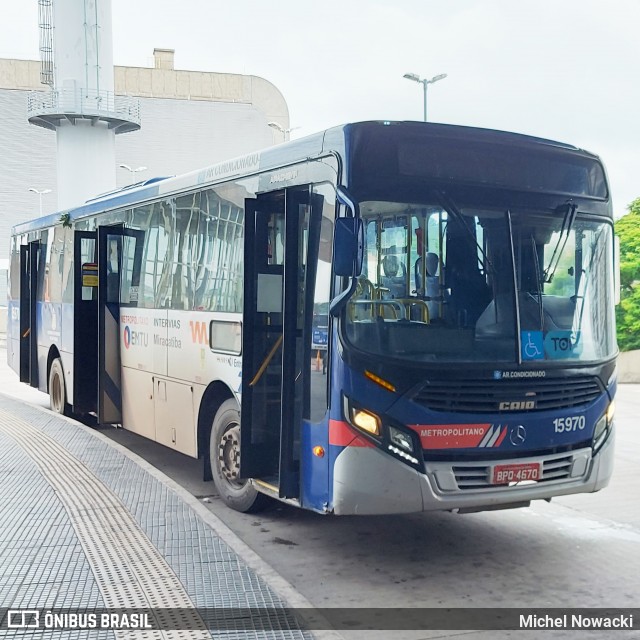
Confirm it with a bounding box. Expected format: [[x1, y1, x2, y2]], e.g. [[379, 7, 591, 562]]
[[119, 163, 147, 184], [402, 72, 448, 122], [28, 187, 52, 216], [268, 121, 300, 141]]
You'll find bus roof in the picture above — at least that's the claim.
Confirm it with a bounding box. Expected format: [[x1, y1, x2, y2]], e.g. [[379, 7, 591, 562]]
[[12, 121, 603, 236]]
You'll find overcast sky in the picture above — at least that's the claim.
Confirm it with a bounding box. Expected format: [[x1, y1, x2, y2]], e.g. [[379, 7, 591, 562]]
[[2, 0, 639, 216]]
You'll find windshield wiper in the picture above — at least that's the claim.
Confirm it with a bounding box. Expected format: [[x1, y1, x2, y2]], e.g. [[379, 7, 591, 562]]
[[432, 190, 495, 276], [529, 233, 544, 330], [543, 201, 578, 283]]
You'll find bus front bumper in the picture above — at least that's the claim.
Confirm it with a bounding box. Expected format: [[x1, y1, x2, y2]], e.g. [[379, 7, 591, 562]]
[[332, 427, 615, 516]]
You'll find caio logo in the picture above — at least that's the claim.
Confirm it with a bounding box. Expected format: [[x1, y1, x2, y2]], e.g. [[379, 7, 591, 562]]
[[498, 400, 536, 411]]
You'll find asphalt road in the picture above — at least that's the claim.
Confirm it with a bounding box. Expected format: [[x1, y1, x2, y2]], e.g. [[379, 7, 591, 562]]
[[1, 350, 638, 639]]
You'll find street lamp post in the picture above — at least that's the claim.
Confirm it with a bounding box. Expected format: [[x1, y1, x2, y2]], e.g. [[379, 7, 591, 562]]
[[119, 163, 147, 184], [268, 121, 300, 142], [28, 187, 52, 216], [402, 72, 448, 122]]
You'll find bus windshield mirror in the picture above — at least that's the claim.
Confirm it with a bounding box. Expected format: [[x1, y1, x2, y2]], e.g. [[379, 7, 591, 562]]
[[334, 217, 363, 277]]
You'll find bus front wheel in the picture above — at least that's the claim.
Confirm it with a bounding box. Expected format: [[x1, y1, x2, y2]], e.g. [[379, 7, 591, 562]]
[[209, 399, 268, 513], [49, 358, 69, 416]]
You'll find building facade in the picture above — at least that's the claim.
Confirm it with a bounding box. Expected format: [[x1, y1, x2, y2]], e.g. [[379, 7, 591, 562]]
[[0, 48, 290, 272]]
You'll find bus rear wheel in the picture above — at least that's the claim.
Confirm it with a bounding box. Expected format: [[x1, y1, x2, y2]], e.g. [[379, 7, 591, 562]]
[[49, 358, 69, 416], [209, 399, 268, 513]]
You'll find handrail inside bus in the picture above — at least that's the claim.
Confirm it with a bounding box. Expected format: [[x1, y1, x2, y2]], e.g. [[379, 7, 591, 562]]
[[249, 335, 283, 387]]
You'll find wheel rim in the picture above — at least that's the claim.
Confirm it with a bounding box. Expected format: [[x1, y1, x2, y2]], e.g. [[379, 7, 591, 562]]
[[218, 423, 244, 488]]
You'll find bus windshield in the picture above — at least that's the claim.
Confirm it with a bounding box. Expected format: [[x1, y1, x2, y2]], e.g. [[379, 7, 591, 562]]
[[344, 199, 616, 364]]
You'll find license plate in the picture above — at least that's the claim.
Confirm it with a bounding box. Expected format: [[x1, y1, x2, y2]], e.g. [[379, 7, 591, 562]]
[[491, 462, 541, 484]]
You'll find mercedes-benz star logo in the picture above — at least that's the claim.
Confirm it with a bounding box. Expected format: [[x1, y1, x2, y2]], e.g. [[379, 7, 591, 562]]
[[510, 425, 526, 446]]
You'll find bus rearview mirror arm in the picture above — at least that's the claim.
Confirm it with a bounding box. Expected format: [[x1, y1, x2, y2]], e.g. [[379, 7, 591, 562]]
[[330, 186, 364, 317]]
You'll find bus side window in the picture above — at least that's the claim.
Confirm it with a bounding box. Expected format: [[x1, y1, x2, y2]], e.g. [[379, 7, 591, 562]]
[[106, 236, 121, 304], [80, 238, 97, 301], [121, 233, 143, 306], [62, 228, 74, 303], [9, 237, 21, 303]]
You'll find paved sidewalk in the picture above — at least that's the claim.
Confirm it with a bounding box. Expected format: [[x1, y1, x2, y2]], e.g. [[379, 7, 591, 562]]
[[0, 392, 318, 639]]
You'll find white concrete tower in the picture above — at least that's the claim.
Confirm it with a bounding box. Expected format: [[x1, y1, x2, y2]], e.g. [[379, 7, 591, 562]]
[[28, 0, 140, 210]]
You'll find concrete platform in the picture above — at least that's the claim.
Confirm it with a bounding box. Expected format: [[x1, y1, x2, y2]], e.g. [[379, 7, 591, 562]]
[[0, 391, 321, 639]]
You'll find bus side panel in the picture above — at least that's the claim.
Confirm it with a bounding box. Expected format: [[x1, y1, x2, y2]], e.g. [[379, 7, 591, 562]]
[[325, 336, 426, 514], [37, 301, 63, 392], [154, 377, 196, 456], [120, 307, 165, 439], [60, 302, 75, 404], [61, 302, 74, 354], [120, 308, 168, 377], [333, 445, 424, 515], [6, 301, 20, 375], [300, 418, 330, 513], [119, 307, 210, 456], [121, 367, 155, 440]]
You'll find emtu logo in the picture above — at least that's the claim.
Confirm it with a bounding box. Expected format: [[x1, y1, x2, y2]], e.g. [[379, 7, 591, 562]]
[[123, 325, 147, 348], [190, 321, 208, 344]]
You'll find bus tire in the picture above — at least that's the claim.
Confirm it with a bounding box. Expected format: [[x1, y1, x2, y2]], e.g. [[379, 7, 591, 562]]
[[49, 358, 69, 416], [209, 399, 269, 513]]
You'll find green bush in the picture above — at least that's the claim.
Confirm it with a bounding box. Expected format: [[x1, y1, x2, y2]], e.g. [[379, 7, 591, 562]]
[[615, 198, 640, 352]]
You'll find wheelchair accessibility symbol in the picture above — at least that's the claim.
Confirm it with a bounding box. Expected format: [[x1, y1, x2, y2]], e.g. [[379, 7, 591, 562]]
[[521, 331, 544, 361]]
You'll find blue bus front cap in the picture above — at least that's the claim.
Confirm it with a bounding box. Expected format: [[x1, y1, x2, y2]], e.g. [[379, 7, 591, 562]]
[[383, 373, 613, 457], [336, 362, 612, 458]]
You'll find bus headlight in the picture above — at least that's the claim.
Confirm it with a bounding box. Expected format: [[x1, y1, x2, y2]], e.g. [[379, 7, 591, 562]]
[[342, 395, 422, 469], [350, 408, 381, 437], [606, 400, 616, 423], [593, 401, 615, 451], [386, 425, 421, 468], [389, 425, 414, 453]]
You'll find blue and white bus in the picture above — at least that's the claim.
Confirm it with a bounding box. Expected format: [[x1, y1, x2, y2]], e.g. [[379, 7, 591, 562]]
[[7, 121, 617, 514]]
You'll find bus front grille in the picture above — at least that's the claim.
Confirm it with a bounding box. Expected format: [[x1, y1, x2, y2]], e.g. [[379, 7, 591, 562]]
[[413, 376, 602, 414], [451, 454, 575, 490]]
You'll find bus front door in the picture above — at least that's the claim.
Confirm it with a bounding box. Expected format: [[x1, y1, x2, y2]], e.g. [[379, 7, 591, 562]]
[[241, 186, 321, 499], [19, 241, 39, 386]]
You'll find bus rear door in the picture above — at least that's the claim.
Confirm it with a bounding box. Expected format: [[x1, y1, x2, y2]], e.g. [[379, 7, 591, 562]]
[[73, 226, 143, 423], [73, 230, 99, 415], [19, 240, 40, 387]]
